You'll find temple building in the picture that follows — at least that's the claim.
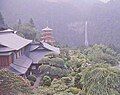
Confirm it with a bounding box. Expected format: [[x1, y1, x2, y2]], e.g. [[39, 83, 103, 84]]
[[0, 29, 32, 70], [41, 26, 55, 46], [0, 28, 60, 76]]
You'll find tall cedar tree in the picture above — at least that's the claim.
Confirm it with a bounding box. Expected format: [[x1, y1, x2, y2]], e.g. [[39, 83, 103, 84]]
[[0, 12, 6, 30], [18, 19, 22, 26], [29, 18, 35, 27]]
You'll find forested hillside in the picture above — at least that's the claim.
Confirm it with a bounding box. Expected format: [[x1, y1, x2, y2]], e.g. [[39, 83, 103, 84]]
[[1, 0, 120, 47]]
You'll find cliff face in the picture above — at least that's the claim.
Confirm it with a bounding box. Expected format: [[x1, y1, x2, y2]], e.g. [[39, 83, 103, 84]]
[[1, 0, 120, 47]]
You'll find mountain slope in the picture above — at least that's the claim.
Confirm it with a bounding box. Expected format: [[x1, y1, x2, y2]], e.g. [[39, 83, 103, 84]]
[[1, 0, 120, 47]]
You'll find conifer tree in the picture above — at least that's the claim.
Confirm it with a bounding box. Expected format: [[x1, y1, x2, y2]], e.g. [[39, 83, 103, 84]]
[[17, 19, 22, 31], [0, 12, 5, 30], [29, 18, 35, 27], [18, 19, 22, 25]]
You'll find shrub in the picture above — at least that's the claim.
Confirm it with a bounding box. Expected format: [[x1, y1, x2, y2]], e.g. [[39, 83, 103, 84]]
[[27, 75, 36, 82], [61, 77, 72, 86], [43, 75, 52, 86], [0, 69, 32, 95], [78, 91, 86, 95], [74, 73, 83, 89], [67, 87, 80, 94], [81, 64, 120, 95], [51, 79, 68, 92], [30, 81, 35, 86], [49, 67, 62, 78], [50, 57, 66, 69], [38, 57, 51, 65], [70, 72, 77, 77], [45, 52, 59, 58]]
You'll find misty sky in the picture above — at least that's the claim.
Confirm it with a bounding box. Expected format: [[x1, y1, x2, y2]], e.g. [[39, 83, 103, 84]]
[[0, 0, 111, 27], [47, 0, 110, 3]]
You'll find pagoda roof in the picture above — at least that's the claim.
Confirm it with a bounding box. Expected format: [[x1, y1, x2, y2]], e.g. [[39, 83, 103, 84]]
[[42, 26, 53, 31], [42, 32, 52, 35], [41, 36, 54, 39]]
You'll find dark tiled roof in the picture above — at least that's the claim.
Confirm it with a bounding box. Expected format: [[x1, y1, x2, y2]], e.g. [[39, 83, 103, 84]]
[[0, 32, 32, 50], [0, 52, 12, 56], [0, 47, 14, 52], [9, 67, 21, 75], [30, 44, 40, 51], [9, 55, 32, 75], [29, 50, 51, 64], [41, 42, 60, 54]]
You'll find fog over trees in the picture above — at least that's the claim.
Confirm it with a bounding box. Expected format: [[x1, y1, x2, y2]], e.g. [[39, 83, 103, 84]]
[[0, 1, 120, 94], [1, 0, 120, 47]]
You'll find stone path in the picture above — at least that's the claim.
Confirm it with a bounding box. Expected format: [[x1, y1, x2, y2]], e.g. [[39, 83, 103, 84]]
[[33, 74, 45, 89]]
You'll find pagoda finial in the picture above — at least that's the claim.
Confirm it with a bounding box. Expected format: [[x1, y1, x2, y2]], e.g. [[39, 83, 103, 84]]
[[47, 20, 49, 27], [42, 26, 53, 31]]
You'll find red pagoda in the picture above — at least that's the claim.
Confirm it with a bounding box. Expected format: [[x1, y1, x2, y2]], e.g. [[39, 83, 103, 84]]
[[41, 26, 55, 46]]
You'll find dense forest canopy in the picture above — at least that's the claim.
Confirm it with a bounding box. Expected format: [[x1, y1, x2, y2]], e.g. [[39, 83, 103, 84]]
[[0, 42, 120, 94]]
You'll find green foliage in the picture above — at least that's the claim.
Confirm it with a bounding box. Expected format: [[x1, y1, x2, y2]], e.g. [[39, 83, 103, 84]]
[[100, 54, 119, 66], [34, 78, 70, 94], [81, 64, 120, 95], [0, 69, 32, 95], [39, 57, 69, 78], [74, 73, 83, 89], [79, 91, 86, 95], [61, 77, 73, 86], [51, 79, 68, 92], [29, 18, 35, 27], [33, 86, 55, 95], [27, 75, 36, 82], [83, 44, 119, 66], [49, 67, 63, 77], [30, 81, 35, 86], [34, 45, 120, 95], [13, 20, 38, 40], [49, 66, 68, 78], [33, 78, 79, 95], [67, 87, 80, 94], [38, 57, 51, 65], [60, 48, 71, 61], [70, 72, 77, 77], [16, 31, 25, 38], [68, 56, 85, 71], [42, 75, 52, 86], [50, 57, 67, 69], [54, 92, 74, 95], [45, 52, 59, 58]]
